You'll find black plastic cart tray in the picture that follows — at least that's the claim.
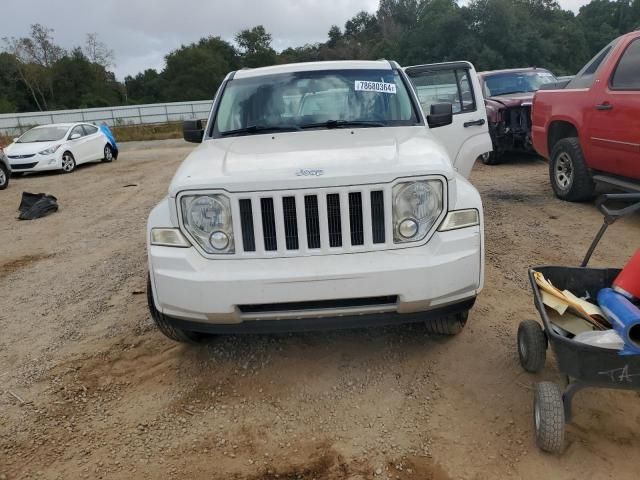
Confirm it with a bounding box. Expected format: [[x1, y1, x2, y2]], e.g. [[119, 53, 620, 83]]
[[529, 265, 640, 388]]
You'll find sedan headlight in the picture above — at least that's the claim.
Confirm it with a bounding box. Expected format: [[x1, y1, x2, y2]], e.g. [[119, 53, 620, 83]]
[[180, 194, 234, 254], [393, 180, 443, 243], [38, 144, 61, 155]]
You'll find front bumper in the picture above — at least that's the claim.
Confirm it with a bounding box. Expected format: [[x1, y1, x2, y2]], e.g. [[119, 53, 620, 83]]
[[9, 154, 61, 172], [148, 225, 483, 326]]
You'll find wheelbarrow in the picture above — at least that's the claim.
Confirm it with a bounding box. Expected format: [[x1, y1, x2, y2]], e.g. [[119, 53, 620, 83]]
[[516, 193, 640, 453]]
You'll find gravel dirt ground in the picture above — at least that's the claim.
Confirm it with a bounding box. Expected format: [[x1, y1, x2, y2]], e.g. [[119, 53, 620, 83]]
[[1, 140, 639, 480]]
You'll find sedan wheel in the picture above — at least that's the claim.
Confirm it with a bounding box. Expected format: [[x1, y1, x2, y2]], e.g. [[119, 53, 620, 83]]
[[61, 152, 76, 173], [103, 144, 114, 163]]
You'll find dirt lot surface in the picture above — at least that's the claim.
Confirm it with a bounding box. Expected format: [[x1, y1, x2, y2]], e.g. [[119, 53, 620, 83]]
[[1, 140, 639, 480]]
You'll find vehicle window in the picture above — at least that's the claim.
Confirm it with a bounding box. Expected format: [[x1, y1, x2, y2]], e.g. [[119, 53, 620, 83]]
[[567, 39, 619, 89], [611, 39, 640, 90], [483, 71, 557, 96], [17, 126, 69, 143], [457, 71, 476, 112], [69, 126, 85, 139], [409, 68, 476, 115], [213, 69, 419, 137], [82, 124, 99, 135]]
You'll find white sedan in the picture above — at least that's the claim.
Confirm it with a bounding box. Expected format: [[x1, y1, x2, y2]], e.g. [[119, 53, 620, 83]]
[[5, 123, 117, 174]]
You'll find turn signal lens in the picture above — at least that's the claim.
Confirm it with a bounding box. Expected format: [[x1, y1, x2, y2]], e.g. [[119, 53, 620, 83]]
[[438, 209, 480, 232], [150, 228, 191, 247]]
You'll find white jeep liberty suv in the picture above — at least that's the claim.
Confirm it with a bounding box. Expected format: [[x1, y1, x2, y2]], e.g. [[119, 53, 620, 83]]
[[147, 60, 492, 342]]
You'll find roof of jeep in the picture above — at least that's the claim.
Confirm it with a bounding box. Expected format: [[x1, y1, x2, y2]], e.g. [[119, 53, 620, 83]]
[[233, 60, 394, 79]]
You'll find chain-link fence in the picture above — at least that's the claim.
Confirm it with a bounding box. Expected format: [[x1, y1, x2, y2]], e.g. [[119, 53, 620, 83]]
[[0, 100, 213, 136]]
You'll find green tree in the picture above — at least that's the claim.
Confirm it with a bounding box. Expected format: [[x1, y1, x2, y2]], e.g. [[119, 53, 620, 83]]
[[161, 36, 238, 101], [235, 25, 277, 67], [125, 69, 165, 104]]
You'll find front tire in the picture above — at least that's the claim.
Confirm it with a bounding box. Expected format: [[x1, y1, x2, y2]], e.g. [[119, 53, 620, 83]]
[[61, 152, 76, 173], [481, 151, 502, 165], [534, 382, 565, 454], [0, 163, 9, 190], [425, 311, 468, 336], [102, 144, 114, 163], [146, 276, 204, 344], [549, 138, 595, 202]]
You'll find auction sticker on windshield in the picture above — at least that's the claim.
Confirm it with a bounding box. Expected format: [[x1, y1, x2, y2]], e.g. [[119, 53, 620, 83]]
[[355, 81, 397, 94]]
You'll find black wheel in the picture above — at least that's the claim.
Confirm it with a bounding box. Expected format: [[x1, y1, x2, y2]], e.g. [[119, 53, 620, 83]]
[[549, 138, 595, 202], [146, 276, 204, 344], [425, 311, 468, 336], [534, 382, 565, 454], [102, 144, 114, 163], [0, 163, 9, 190], [518, 320, 547, 373], [481, 151, 502, 165], [61, 151, 76, 173]]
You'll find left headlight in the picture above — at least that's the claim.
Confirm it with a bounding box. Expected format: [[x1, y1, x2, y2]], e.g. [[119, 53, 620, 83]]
[[38, 144, 61, 155], [393, 180, 443, 243], [180, 194, 234, 254]]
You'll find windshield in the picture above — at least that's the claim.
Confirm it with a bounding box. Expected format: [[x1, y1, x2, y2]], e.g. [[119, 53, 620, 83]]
[[18, 126, 69, 143], [212, 69, 420, 137], [483, 71, 557, 96]]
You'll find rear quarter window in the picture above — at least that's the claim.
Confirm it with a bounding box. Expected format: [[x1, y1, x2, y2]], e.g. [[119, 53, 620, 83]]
[[610, 38, 640, 90], [83, 125, 99, 135], [567, 39, 618, 89]]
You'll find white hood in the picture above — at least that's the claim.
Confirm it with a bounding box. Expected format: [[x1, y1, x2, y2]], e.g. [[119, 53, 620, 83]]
[[169, 127, 453, 196], [5, 141, 60, 157]]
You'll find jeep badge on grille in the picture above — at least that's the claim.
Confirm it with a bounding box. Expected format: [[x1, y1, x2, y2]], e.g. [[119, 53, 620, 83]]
[[296, 169, 324, 177]]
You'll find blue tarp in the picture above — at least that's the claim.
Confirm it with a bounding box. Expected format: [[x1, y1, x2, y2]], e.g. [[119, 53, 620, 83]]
[[99, 123, 118, 153]]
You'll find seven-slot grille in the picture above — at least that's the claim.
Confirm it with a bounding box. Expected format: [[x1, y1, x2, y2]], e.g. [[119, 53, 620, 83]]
[[236, 188, 388, 256]]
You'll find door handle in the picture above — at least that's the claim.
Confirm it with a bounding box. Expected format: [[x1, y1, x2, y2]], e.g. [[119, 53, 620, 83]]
[[595, 103, 613, 111], [464, 118, 486, 127]]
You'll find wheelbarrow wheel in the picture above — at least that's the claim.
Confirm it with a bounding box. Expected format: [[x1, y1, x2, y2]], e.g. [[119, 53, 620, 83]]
[[518, 320, 546, 373], [534, 382, 565, 454]]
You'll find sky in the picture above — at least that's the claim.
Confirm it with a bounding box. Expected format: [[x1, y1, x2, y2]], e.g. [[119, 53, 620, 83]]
[[2, 0, 591, 80]]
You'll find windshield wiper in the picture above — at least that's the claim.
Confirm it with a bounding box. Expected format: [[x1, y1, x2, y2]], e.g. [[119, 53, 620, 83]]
[[300, 120, 386, 129], [220, 124, 300, 136], [493, 90, 530, 96]]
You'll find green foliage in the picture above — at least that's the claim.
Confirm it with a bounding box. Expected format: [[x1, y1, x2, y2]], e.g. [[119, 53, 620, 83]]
[[235, 26, 277, 68], [161, 37, 238, 101], [2, 1, 640, 114]]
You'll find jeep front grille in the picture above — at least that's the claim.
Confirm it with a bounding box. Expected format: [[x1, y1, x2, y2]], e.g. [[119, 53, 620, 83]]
[[234, 186, 390, 257]]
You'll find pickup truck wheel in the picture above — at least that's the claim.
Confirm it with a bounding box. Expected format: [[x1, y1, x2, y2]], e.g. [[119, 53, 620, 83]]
[[550, 138, 595, 202], [146, 276, 205, 344], [425, 311, 468, 335], [481, 151, 502, 165]]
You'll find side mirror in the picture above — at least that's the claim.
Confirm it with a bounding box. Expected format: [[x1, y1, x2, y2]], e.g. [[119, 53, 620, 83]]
[[69, 133, 81, 140], [183, 120, 204, 144], [427, 103, 453, 128]]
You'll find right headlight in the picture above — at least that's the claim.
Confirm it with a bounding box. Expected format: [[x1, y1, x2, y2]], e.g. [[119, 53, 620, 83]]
[[180, 194, 234, 254], [393, 180, 443, 243]]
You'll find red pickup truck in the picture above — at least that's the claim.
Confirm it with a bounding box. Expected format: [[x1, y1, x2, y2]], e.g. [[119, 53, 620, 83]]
[[532, 31, 640, 201]]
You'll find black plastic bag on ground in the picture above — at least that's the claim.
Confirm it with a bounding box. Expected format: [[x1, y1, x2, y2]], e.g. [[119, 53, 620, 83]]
[[18, 192, 59, 220]]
